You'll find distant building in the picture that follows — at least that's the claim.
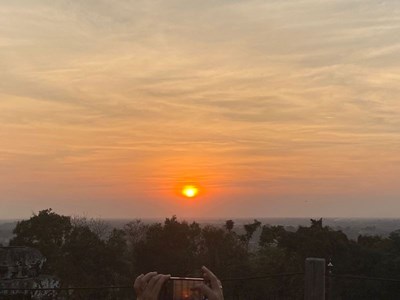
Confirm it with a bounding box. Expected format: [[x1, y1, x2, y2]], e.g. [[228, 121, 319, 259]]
[[0, 247, 60, 299]]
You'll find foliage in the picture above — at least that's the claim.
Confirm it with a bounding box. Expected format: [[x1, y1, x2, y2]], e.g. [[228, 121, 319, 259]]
[[9, 210, 400, 299], [224, 220, 234, 232], [10, 209, 73, 275]]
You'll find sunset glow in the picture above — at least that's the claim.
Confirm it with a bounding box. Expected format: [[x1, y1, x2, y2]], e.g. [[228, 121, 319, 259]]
[[1, 0, 400, 219], [181, 186, 199, 198]]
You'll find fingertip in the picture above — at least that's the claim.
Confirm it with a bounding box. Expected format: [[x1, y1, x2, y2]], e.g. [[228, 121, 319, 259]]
[[134, 274, 144, 284], [163, 274, 170, 281], [202, 266, 211, 273], [142, 271, 159, 282]]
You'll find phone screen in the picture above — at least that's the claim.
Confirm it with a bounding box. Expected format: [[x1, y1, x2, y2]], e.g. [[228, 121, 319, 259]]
[[159, 277, 205, 300]]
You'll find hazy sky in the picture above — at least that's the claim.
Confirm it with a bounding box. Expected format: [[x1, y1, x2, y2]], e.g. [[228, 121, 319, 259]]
[[1, 0, 400, 219]]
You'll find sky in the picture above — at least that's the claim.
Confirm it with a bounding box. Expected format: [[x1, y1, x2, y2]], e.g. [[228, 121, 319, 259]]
[[1, 0, 400, 219]]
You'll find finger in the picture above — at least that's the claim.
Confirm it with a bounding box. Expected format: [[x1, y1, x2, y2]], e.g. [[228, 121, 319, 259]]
[[203, 272, 212, 282], [134, 274, 144, 292], [142, 271, 158, 284], [152, 274, 170, 296], [201, 266, 220, 290], [192, 283, 213, 297], [147, 274, 163, 290]]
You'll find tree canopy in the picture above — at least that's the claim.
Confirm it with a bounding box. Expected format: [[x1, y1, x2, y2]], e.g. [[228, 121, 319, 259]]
[[8, 210, 400, 299]]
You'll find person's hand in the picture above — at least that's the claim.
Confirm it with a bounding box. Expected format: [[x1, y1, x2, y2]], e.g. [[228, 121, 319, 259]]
[[134, 272, 170, 300], [193, 266, 224, 300]]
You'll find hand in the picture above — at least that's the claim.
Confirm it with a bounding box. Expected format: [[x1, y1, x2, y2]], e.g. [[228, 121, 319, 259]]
[[134, 272, 170, 300], [193, 266, 224, 300]]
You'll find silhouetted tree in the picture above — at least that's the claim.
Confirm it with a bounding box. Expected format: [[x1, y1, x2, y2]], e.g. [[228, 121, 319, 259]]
[[10, 209, 73, 274], [241, 219, 261, 250], [225, 220, 234, 232], [134, 216, 202, 276], [11, 210, 400, 299]]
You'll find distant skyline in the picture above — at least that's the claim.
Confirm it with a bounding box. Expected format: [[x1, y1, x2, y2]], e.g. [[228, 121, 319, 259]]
[[1, 0, 400, 219]]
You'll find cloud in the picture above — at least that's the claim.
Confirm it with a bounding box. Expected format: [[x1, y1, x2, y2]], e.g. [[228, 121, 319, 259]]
[[1, 0, 400, 217]]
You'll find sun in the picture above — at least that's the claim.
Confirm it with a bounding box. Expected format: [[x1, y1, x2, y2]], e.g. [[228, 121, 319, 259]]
[[181, 185, 199, 198]]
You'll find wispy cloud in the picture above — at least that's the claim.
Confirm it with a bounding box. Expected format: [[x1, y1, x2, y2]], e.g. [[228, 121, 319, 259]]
[[1, 0, 400, 218]]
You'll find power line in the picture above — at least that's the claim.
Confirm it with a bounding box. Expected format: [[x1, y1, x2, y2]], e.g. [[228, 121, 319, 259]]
[[221, 272, 304, 282], [328, 274, 400, 283], [0, 286, 133, 292]]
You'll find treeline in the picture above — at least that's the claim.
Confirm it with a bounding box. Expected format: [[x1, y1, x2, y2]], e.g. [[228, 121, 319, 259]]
[[9, 209, 400, 299]]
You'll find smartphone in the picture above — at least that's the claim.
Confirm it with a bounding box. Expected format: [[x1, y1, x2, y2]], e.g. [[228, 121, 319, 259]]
[[159, 277, 206, 300]]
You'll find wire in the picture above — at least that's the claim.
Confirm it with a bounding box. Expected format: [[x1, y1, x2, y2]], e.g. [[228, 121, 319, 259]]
[[328, 274, 400, 283], [221, 272, 304, 282], [0, 286, 133, 291]]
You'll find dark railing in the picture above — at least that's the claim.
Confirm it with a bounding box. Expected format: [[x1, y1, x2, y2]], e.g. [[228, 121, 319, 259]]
[[7, 258, 400, 300], [222, 272, 304, 300], [5, 271, 400, 300], [0, 287, 135, 300], [0, 272, 304, 300], [326, 273, 400, 300]]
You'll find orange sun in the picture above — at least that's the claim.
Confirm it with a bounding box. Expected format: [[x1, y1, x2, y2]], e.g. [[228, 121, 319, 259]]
[[181, 185, 199, 198]]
